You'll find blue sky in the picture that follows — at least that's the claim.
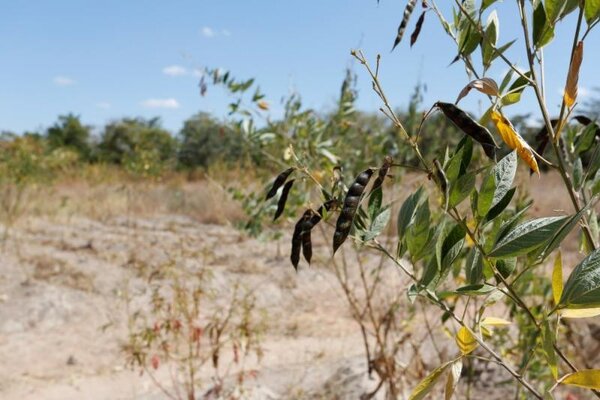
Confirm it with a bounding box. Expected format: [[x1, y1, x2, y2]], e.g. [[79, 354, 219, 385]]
[[1, 1, 598, 134]]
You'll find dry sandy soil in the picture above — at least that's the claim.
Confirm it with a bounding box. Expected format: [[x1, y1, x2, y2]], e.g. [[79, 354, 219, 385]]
[[0, 174, 597, 399]]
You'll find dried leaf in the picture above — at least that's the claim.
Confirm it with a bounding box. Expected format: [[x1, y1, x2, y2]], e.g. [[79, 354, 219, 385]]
[[333, 169, 374, 253], [481, 317, 511, 327], [455, 78, 499, 104], [392, 0, 418, 50], [265, 167, 294, 200], [436, 102, 498, 160], [564, 41, 583, 109], [410, 11, 426, 47], [491, 111, 539, 175], [273, 179, 294, 221]]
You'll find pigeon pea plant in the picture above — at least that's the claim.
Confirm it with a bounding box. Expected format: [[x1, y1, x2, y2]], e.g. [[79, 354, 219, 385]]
[[263, 1, 600, 398]]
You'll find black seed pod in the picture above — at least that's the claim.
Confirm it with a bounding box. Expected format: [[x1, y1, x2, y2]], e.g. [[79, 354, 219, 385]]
[[370, 156, 392, 195], [291, 210, 312, 270], [333, 169, 374, 254], [265, 167, 294, 200], [273, 179, 294, 221], [290, 199, 338, 270], [435, 102, 498, 160]]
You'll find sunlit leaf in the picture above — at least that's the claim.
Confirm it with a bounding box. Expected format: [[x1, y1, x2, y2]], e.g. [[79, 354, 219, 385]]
[[559, 308, 600, 318], [489, 216, 568, 258], [455, 326, 478, 355], [560, 370, 600, 390], [491, 111, 539, 175], [481, 316, 511, 326], [584, 0, 600, 24]]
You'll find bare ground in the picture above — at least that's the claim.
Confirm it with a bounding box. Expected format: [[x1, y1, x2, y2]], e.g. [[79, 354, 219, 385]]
[[0, 173, 597, 399]]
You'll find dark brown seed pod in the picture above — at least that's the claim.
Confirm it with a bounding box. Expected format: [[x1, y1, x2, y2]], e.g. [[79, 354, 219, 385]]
[[333, 169, 374, 254], [273, 179, 294, 221], [291, 200, 338, 270], [370, 156, 393, 194], [410, 11, 426, 47], [265, 167, 294, 200], [291, 210, 312, 270], [435, 102, 498, 160], [392, 0, 417, 51]]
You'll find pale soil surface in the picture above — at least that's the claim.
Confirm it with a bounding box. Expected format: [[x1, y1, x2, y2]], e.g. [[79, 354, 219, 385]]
[[0, 174, 597, 399]]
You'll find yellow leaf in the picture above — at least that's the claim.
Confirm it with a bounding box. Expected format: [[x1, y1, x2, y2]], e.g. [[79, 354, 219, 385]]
[[455, 326, 478, 355], [552, 251, 563, 305], [491, 111, 539, 175], [481, 317, 511, 326], [560, 369, 600, 390], [564, 41, 583, 109], [559, 308, 600, 319]]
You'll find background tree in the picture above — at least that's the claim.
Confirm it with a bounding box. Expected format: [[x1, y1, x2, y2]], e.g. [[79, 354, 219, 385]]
[[46, 114, 92, 160]]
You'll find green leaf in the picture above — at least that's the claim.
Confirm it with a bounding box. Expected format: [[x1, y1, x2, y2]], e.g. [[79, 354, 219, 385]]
[[450, 172, 476, 207], [559, 247, 600, 308], [409, 360, 454, 400], [455, 283, 496, 296], [489, 216, 569, 258], [542, 319, 558, 380], [533, 205, 589, 262], [533, 1, 555, 48], [496, 258, 516, 278], [573, 158, 583, 191], [398, 187, 425, 238], [484, 187, 516, 224], [481, 0, 497, 12], [481, 11, 499, 70], [407, 201, 433, 261], [466, 247, 483, 284], [478, 151, 517, 217], [585, 0, 600, 24], [364, 206, 391, 241], [368, 187, 383, 219], [545, 0, 568, 24], [441, 223, 466, 270]]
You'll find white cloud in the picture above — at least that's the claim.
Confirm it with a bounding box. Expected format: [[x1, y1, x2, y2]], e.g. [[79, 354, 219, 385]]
[[222, 29, 231, 37], [141, 98, 180, 109], [163, 65, 188, 76], [96, 102, 111, 109], [201, 26, 215, 37], [53, 76, 76, 86]]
